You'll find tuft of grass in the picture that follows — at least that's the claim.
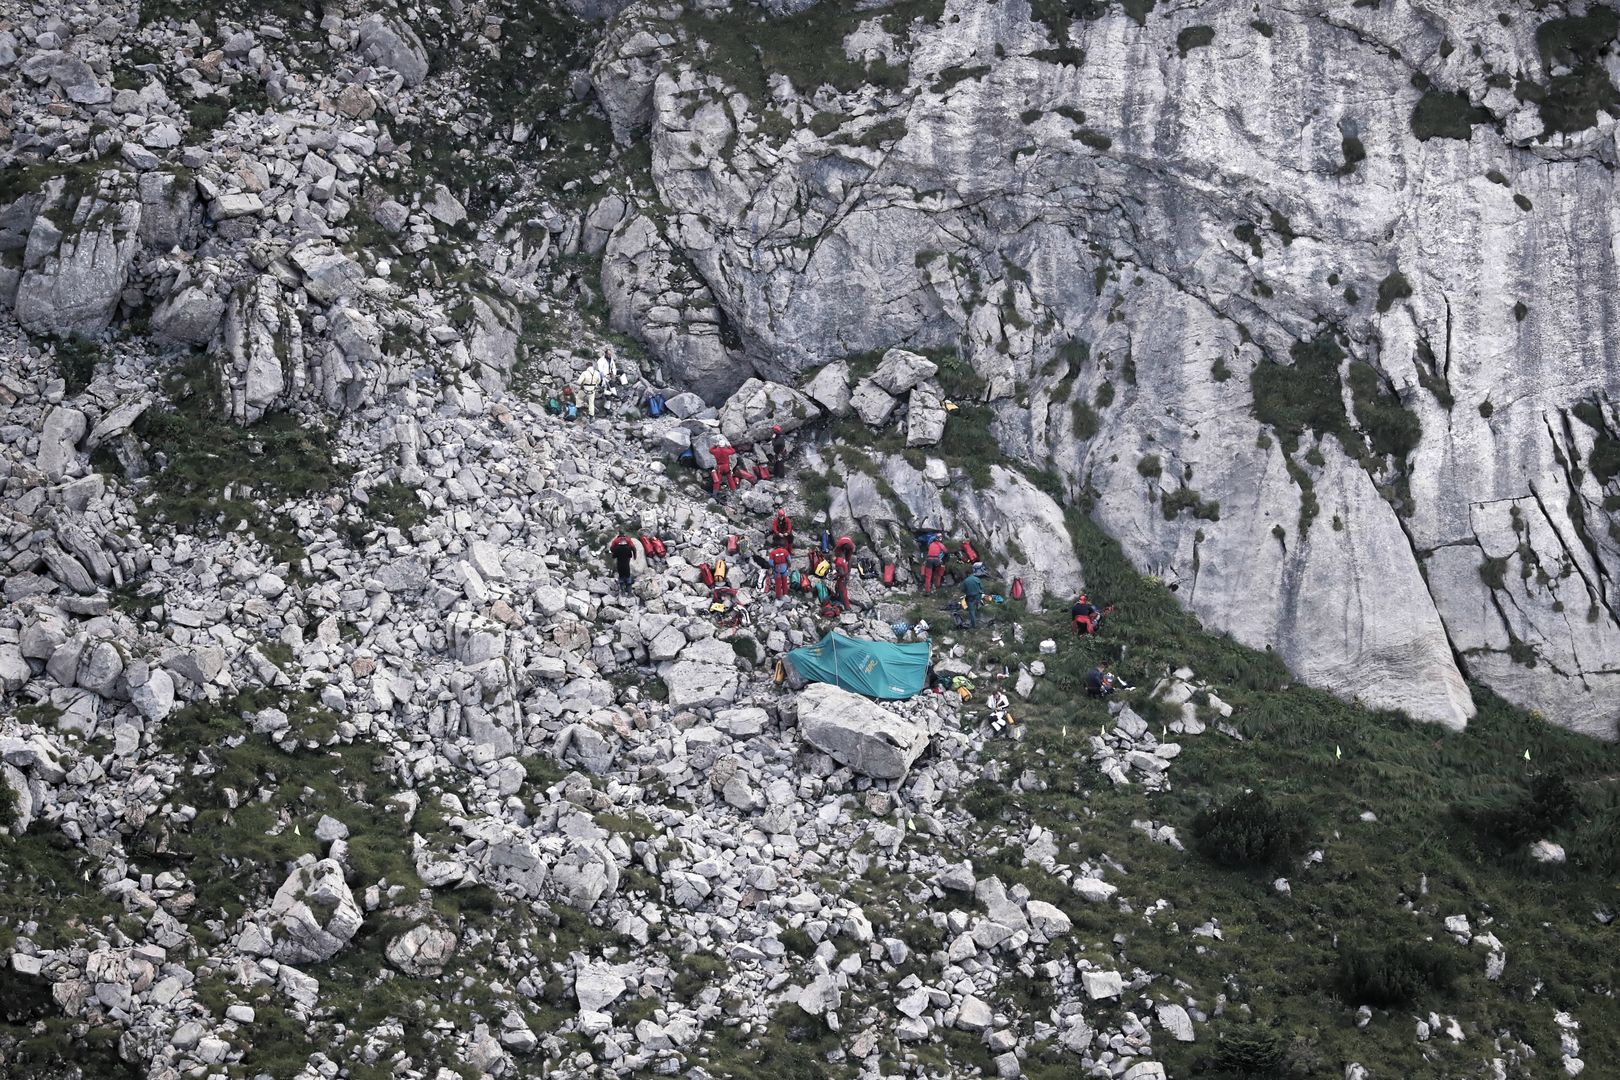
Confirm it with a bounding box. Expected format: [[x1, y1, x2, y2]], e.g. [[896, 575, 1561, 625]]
[[1410, 89, 1491, 141], [1176, 25, 1215, 57], [117, 358, 350, 567], [1376, 271, 1413, 313]]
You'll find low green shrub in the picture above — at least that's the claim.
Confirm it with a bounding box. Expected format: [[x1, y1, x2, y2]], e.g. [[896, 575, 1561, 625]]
[[1192, 789, 1305, 868], [1212, 1022, 1288, 1074], [1337, 937, 1460, 1007]]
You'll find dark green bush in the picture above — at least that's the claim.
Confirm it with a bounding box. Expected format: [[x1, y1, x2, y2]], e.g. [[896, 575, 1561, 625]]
[[1376, 271, 1413, 313], [1338, 937, 1460, 1007], [1192, 789, 1305, 867], [1410, 89, 1490, 141], [1177, 25, 1215, 57], [1212, 1023, 1288, 1074]]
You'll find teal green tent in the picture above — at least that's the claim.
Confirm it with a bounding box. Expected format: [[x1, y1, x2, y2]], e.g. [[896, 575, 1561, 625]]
[[785, 632, 931, 699]]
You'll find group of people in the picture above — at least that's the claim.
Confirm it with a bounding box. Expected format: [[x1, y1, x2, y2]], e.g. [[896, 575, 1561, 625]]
[[766, 508, 857, 612], [539, 347, 629, 420]]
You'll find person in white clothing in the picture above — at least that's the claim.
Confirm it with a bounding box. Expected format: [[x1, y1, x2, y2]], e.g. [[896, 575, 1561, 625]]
[[578, 364, 603, 417]]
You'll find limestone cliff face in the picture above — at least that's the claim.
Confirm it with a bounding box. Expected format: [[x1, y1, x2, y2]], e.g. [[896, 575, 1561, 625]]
[[594, 0, 1620, 736]]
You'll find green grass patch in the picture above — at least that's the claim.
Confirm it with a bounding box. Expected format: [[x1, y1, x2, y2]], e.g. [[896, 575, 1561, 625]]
[[1176, 25, 1215, 57], [944, 499, 1620, 1076], [117, 359, 350, 567], [1410, 89, 1491, 141]]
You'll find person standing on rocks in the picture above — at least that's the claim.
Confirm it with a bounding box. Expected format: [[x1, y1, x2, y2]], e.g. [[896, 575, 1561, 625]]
[[962, 562, 985, 628], [710, 438, 738, 496], [770, 424, 789, 478], [923, 535, 948, 593], [578, 363, 603, 418], [769, 540, 793, 600], [834, 552, 854, 611], [609, 534, 637, 596]]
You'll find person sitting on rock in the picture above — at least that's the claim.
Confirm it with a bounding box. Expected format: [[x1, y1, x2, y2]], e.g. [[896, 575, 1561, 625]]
[[1085, 659, 1115, 698], [709, 583, 738, 615], [771, 508, 795, 552], [1072, 595, 1102, 635]]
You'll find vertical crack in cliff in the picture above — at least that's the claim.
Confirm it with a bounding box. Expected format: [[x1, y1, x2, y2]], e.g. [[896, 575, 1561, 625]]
[[1540, 410, 1620, 635]]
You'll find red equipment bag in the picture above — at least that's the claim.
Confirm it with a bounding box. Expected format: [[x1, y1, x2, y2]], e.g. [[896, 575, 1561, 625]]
[[882, 564, 897, 586], [726, 534, 739, 554], [961, 540, 979, 563], [1011, 577, 1025, 601], [755, 464, 772, 481], [700, 563, 715, 586]]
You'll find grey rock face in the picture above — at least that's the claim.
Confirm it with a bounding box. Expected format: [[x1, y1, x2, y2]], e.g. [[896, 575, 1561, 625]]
[[357, 15, 430, 87], [36, 406, 87, 480], [13, 189, 140, 339], [152, 269, 226, 346], [717, 377, 818, 442], [796, 682, 930, 779], [594, 0, 1620, 735], [386, 922, 458, 977], [245, 859, 364, 965]]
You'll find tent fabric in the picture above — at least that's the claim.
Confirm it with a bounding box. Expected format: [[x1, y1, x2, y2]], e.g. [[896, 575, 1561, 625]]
[[785, 632, 931, 700]]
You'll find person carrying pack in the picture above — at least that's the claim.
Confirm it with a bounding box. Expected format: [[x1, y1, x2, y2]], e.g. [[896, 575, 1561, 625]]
[[710, 439, 738, 495], [834, 554, 853, 610], [923, 537, 948, 593], [769, 543, 793, 600], [961, 563, 985, 628], [608, 535, 637, 596]]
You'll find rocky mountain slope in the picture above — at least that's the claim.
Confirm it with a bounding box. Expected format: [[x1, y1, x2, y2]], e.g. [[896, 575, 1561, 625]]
[[2, 2, 1619, 1080], [592, 0, 1620, 738]]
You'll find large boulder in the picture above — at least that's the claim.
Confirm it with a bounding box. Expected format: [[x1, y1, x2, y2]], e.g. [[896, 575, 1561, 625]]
[[796, 682, 930, 779], [13, 187, 141, 339], [906, 388, 948, 447], [386, 921, 458, 977], [242, 859, 364, 964], [869, 348, 938, 395], [152, 266, 227, 345], [849, 381, 898, 427], [356, 15, 429, 86], [550, 840, 620, 911], [657, 635, 739, 709], [35, 406, 87, 481], [718, 377, 817, 442], [801, 360, 852, 416]]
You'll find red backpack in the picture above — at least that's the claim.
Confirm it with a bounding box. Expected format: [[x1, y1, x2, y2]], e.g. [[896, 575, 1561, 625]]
[[700, 563, 715, 586], [960, 540, 979, 563], [1010, 578, 1025, 601], [882, 564, 897, 586]]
